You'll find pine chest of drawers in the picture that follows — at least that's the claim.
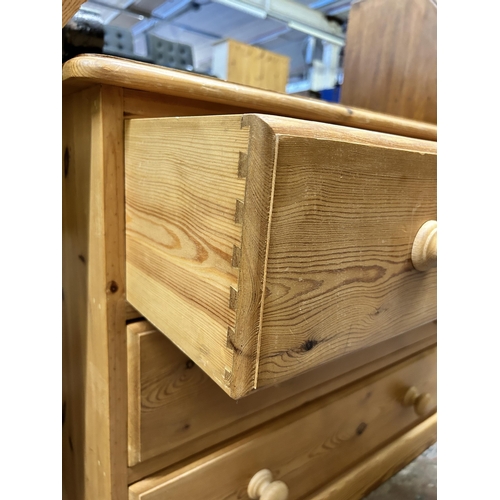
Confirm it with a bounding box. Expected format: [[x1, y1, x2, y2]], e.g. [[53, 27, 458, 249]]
[[62, 55, 437, 500]]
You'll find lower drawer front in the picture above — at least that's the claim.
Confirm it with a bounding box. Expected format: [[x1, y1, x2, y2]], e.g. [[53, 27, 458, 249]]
[[129, 346, 436, 500]]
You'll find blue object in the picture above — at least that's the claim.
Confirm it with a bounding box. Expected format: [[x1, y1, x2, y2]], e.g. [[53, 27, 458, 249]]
[[319, 86, 341, 103]]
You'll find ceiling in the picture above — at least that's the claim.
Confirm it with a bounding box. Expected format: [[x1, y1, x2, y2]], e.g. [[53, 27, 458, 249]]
[[73, 0, 352, 85]]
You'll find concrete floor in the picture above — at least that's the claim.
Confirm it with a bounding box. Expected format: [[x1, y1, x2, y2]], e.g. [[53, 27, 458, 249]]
[[364, 443, 437, 500]]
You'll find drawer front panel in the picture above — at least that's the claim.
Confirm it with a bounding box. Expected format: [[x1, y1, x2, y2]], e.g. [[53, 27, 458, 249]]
[[125, 113, 436, 398], [127, 320, 436, 469], [129, 346, 437, 500], [258, 132, 436, 387]]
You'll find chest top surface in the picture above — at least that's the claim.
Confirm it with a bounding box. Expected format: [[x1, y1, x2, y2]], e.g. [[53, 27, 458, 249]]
[[62, 54, 437, 142]]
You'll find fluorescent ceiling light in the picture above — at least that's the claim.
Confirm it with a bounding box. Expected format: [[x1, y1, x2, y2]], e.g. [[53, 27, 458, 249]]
[[213, 0, 267, 19], [288, 20, 344, 45], [93, 0, 135, 8]]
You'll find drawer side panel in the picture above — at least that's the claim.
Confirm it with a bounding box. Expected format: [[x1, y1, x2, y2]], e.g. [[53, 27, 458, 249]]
[[125, 115, 249, 393]]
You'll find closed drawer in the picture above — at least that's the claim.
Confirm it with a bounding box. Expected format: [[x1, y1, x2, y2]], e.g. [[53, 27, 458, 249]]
[[127, 320, 436, 470], [129, 346, 437, 500], [125, 114, 437, 398]]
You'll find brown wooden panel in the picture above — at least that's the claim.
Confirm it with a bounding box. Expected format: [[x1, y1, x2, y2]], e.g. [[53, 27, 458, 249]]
[[127, 320, 436, 473], [63, 85, 128, 500], [62, 55, 437, 141], [257, 119, 436, 386], [63, 84, 93, 500], [123, 89, 254, 118], [309, 413, 437, 499], [125, 115, 248, 393], [129, 347, 436, 500], [126, 302, 142, 321], [62, 0, 85, 26], [341, 0, 437, 123], [213, 39, 290, 93], [125, 113, 436, 398]]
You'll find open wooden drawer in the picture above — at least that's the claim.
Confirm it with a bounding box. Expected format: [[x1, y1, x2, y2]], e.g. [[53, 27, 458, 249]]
[[125, 114, 437, 398]]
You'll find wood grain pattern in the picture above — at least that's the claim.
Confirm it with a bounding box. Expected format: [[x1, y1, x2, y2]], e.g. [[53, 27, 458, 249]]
[[230, 115, 278, 396], [341, 0, 437, 124], [309, 413, 437, 499], [126, 320, 436, 472], [62, 55, 437, 141], [61, 64, 439, 499], [63, 85, 93, 500], [126, 302, 143, 321], [63, 85, 128, 500], [123, 89, 253, 119], [86, 85, 128, 500], [125, 115, 248, 393], [214, 39, 290, 93], [129, 347, 436, 500], [125, 113, 436, 397], [62, 0, 85, 26], [256, 115, 437, 387]]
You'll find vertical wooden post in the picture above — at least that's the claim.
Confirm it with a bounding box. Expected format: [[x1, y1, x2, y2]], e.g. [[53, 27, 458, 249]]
[[63, 85, 128, 500]]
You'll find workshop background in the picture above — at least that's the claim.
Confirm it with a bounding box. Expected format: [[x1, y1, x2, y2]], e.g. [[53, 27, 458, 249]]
[[62, 0, 436, 123]]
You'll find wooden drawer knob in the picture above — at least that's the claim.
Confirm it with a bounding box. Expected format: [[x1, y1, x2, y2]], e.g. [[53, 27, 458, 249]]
[[403, 386, 432, 416], [248, 469, 289, 500], [411, 220, 437, 271]]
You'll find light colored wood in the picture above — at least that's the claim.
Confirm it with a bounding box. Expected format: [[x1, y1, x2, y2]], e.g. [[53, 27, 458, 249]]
[[248, 469, 289, 500], [63, 82, 93, 500], [127, 323, 436, 481], [309, 413, 437, 500], [62, 0, 85, 26], [125, 113, 436, 397], [61, 59, 439, 500], [411, 220, 437, 271], [62, 55, 437, 141], [256, 114, 437, 388], [212, 39, 290, 93], [123, 89, 253, 119], [341, 0, 437, 124], [126, 302, 142, 321], [403, 386, 432, 416], [63, 85, 128, 500], [126, 319, 436, 472], [128, 346, 436, 500], [125, 115, 248, 394]]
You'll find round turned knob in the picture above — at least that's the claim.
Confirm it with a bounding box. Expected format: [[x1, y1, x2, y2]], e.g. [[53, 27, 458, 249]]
[[403, 386, 432, 416], [248, 469, 289, 500], [411, 220, 437, 271]]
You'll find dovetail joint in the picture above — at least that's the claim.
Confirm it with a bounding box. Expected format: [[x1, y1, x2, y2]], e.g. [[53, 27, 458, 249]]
[[235, 199, 244, 224], [238, 151, 248, 178], [232, 245, 242, 268], [229, 286, 238, 311], [227, 326, 236, 349]]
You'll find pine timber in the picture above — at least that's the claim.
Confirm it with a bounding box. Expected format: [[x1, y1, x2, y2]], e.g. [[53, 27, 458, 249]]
[[309, 414, 437, 499], [63, 85, 128, 500], [128, 347, 436, 500], [125, 113, 437, 398], [126, 320, 436, 472], [62, 55, 436, 141], [62, 55, 438, 500]]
